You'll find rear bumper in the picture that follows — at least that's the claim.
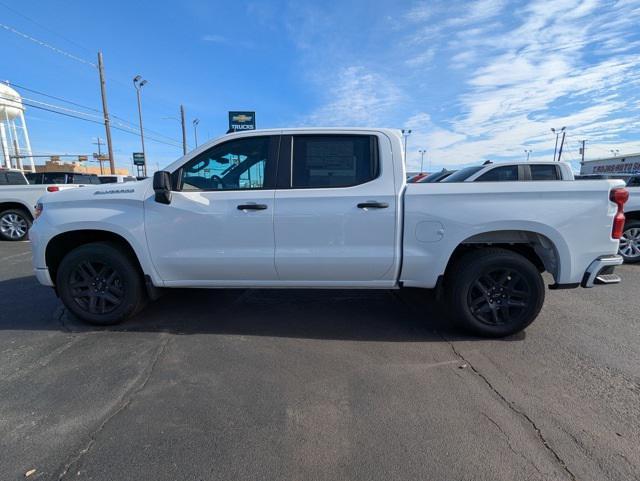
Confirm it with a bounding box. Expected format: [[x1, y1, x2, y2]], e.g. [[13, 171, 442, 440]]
[[581, 255, 623, 288]]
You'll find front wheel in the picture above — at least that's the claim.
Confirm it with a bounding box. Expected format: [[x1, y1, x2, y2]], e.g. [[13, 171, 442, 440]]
[[619, 220, 640, 263], [446, 248, 545, 338], [56, 242, 145, 325]]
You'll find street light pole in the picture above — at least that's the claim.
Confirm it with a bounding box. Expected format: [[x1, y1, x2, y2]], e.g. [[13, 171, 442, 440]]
[[133, 75, 148, 176], [524, 149, 532, 161], [418, 149, 426, 172], [551, 127, 565, 162], [401, 129, 412, 164], [193, 118, 200, 147]]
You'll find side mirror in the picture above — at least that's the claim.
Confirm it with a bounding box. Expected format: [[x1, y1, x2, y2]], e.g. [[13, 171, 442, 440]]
[[153, 171, 172, 205]]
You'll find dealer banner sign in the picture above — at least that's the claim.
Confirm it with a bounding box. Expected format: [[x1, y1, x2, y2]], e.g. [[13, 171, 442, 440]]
[[228, 111, 256, 132]]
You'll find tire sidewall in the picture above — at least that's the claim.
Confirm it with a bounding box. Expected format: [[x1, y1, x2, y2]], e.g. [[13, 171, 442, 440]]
[[619, 220, 640, 264], [0, 209, 31, 241], [57, 243, 143, 325], [449, 251, 545, 337]]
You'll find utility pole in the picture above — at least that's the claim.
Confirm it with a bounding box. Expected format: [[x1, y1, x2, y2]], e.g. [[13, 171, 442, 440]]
[[92, 137, 105, 174], [180, 105, 187, 155], [579, 140, 586, 164], [133, 75, 148, 177], [97, 52, 115, 174], [557, 129, 567, 162]]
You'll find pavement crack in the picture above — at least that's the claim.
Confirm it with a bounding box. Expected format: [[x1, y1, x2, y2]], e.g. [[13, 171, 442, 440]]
[[56, 334, 170, 480], [481, 412, 545, 478], [441, 334, 577, 481]]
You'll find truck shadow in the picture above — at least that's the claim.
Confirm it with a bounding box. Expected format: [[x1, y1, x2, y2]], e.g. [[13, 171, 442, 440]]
[[0, 276, 525, 342]]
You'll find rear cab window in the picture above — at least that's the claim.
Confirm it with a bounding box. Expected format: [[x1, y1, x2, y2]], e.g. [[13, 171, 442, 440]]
[[530, 164, 560, 180], [290, 135, 379, 188]]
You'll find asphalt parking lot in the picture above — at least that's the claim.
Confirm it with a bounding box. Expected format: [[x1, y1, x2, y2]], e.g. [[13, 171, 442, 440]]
[[1, 241, 639, 481]]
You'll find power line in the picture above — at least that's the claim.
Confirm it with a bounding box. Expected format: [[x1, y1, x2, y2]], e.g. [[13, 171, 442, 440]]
[[0, 22, 95, 67], [2, 82, 185, 147], [0, 1, 93, 54], [0, 95, 183, 150], [7, 80, 103, 113]]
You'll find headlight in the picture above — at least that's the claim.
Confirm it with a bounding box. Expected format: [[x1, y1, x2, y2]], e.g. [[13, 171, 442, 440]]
[[34, 202, 43, 219]]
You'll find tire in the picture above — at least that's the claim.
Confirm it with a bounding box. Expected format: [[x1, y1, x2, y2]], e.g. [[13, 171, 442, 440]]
[[0, 208, 31, 241], [446, 248, 545, 338], [619, 220, 640, 264], [56, 242, 145, 325]]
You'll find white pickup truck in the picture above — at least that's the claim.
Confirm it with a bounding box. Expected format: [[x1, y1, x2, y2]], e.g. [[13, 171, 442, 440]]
[[29, 128, 628, 337], [0, 175, 77, 241]]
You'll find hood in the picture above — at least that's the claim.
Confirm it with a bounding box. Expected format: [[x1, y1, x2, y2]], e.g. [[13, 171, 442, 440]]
[[39, 178, 152, 205]]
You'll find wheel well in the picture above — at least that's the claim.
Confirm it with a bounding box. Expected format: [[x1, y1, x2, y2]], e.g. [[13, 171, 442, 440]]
[[46, 230, 144, 284], [625, 211, 640, 222], [0, 202, 33, 220], [445, 230, 559, 281]]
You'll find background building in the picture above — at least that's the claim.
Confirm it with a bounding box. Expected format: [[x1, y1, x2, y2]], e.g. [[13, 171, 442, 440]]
[[580, 153, 640, 175]]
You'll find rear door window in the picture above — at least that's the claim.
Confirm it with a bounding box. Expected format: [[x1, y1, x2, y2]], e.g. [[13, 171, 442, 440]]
[[530, 164, 560, 180], [291, 135, 378, 188], [476, 165, 519, 182]]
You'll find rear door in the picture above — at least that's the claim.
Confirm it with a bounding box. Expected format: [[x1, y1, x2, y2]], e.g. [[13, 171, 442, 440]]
[[273, 133, 397, 285]]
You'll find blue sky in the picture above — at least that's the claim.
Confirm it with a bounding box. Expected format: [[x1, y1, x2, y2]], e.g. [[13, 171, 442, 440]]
[[1, 0, 639, 173]]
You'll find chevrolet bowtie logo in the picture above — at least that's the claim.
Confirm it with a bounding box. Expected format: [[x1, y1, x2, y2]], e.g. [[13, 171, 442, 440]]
[[232, 114, 252, 123]]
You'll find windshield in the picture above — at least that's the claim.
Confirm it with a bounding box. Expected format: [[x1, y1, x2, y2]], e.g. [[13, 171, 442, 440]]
[[421, 170, 453, 183], [441, 166, 484, 183]]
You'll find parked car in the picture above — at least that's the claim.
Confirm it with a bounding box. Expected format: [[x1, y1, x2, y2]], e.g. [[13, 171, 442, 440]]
[[98, 175, 137, 184], [0, 181, 78, 241], [407, 173, 429, 183], [30, 128, 626, 337], [442, 161, 574, 183], [26, 172, 101, 185], [419, 169, 455, 183], [619, 182, 640, 263]]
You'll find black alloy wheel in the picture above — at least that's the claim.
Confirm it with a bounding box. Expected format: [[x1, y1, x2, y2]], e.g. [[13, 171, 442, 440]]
[[446, 248, 545, 338]]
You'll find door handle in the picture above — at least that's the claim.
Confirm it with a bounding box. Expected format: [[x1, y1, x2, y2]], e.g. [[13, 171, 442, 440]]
[[357, 201, 389, 209], [237, 203, 268, 211]]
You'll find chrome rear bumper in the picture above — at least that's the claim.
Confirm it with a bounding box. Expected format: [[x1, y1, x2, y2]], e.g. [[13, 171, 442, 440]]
[[582, 255, 623, 288]]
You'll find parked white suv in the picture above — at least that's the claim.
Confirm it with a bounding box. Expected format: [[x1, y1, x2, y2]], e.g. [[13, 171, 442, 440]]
[[30, 129, 627, 337]]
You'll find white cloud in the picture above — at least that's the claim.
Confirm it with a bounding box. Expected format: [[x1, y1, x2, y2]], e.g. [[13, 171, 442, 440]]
[[305, 66, 402, 126]]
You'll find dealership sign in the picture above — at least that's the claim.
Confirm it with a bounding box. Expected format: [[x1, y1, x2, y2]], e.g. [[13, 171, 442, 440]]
[[228, 111, 256, 132], [133, 152, 145, 166], [580, 155, 640, 175]]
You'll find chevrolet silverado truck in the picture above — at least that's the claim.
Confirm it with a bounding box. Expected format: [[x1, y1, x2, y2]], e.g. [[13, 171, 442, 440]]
[[29, 129, 628, 337]]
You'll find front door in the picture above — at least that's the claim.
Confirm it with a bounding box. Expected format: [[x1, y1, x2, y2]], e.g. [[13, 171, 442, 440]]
[[273, 133, 398, 285], [145, 135, 279, 284]]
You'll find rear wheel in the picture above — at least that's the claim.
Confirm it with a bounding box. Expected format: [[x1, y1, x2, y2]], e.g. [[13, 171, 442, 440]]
[[446, 248, 545, 337], [619, 220, 640, 263], [0, 208, 31, 241], [56, 242, 145, 325]]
